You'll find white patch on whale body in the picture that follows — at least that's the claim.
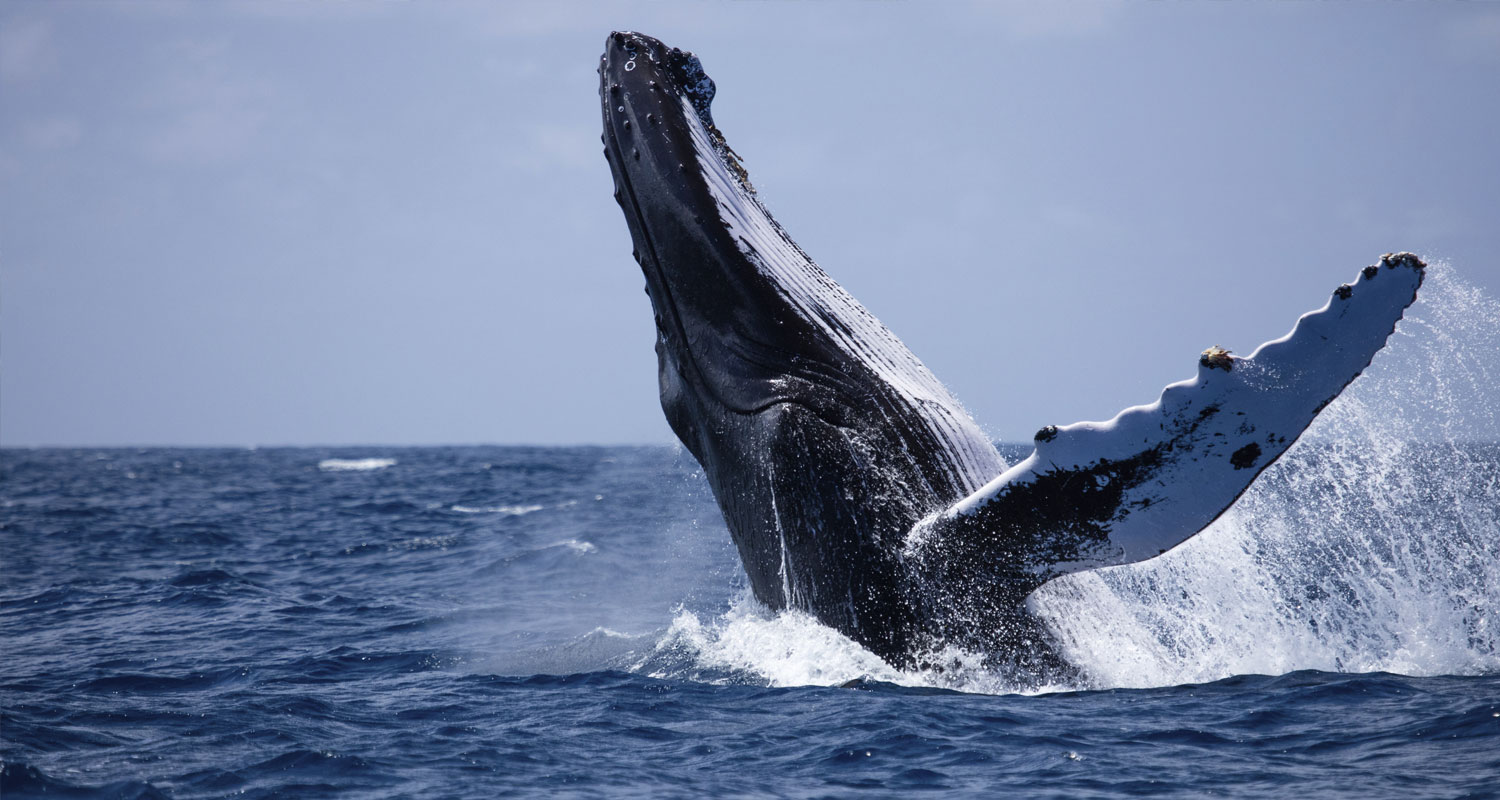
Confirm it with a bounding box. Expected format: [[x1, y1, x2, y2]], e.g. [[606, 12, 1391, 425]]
[[680, 96, 1005, 494]]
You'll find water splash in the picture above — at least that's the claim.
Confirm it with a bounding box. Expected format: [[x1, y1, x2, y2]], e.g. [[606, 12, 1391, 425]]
[[638, 594, 909, 687], [1031, 262, 1500, 687], [634, 593, 1072, 695]]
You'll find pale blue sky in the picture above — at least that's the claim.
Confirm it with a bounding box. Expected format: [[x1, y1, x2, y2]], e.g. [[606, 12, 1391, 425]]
[[3, 1, 1497, 446]]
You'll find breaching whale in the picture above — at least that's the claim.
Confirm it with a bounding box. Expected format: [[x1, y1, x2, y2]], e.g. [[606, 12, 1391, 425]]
[[598, 31, 1424, 674]]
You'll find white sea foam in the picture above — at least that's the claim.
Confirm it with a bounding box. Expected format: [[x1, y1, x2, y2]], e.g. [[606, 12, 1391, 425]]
[[318, 458, 396, 472], [396, 535, 458, 551], [643, 594, 1069, 695], [451, 504, 543, 516], [547, 539, 596, 555], [644, 595, 912, 687]]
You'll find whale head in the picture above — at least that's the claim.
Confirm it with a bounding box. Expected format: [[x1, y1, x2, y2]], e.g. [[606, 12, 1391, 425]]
[[600, 32, 845, 451]]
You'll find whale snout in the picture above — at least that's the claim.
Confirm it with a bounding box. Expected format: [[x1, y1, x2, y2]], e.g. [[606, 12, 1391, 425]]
[[602, 32, 716, 128], [599, 31, 663, 88], [599, 33, 669, 171]]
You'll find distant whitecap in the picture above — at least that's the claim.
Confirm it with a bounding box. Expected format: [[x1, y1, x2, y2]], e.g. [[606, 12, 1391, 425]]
[[549, 539, 597, 554], [450, 504, 543, 516], [318, 458, 396, 472]]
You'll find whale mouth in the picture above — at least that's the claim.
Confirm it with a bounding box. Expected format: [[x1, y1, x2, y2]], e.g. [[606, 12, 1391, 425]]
[[598, 33, 713, 398]]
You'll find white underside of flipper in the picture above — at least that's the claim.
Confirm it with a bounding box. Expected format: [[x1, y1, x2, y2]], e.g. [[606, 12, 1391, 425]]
[[918, 254, 1425, 574]]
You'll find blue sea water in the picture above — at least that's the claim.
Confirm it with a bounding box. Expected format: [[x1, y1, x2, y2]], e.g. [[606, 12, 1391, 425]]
[[4, 268, 1500, 798], [2, 443, 1498, 799]]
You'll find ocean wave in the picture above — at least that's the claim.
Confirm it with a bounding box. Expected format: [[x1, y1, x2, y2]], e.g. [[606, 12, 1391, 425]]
[[318, 458, 396, 472], [470, 627, 656, 677], [1, 763, 167, 799]]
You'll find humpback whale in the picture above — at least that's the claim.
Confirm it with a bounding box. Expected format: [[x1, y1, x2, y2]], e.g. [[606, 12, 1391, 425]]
[[598, 31, 1424, 675]]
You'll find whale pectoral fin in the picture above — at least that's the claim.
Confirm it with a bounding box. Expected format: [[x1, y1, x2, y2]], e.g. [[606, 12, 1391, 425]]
[[909, 254, 1425, 592]]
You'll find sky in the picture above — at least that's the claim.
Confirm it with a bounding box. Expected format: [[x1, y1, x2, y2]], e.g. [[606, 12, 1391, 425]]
[[2, 1, 1497, 447]]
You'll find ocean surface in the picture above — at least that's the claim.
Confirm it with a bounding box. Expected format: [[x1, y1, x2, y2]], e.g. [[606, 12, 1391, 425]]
[[3, 439, 1498, 799], [4, 267, 1500, 799]]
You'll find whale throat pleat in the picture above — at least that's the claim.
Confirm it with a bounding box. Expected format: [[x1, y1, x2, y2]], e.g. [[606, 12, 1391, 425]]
[[680, 97, 1004, 494]]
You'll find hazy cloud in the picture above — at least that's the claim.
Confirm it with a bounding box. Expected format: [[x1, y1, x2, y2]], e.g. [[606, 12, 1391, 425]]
[[967, 0, 1126, 39], [508, 122, 599, 172], [1445, 10, 1500, 62], [20, 116, 81, 150], [1038, 202, 1130, 241], [0, 16, 54, 84], [460, 2, 609, 40], [138, 40, 276, 166]]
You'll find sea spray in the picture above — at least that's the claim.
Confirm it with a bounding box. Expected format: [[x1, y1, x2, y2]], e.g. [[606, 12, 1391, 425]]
[[638, 592, 1074, 695], [1031, 263, 1500, 687], [638, 593, 911, 687]]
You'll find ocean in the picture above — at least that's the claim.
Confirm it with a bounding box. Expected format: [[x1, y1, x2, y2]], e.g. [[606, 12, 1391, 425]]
[[2, 440, 1497, 799], [3, 269, 1499, 798]]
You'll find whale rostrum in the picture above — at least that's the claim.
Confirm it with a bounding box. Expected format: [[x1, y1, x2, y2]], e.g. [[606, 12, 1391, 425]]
[[598, 31, 1424, 674]]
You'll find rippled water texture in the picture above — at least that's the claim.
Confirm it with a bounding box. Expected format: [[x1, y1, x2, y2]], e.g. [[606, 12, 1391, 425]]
[[3, 266, 1498, 798]]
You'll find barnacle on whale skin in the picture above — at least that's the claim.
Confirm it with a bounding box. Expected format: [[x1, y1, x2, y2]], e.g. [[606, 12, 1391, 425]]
[[1199, 346, 1234, 372]]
